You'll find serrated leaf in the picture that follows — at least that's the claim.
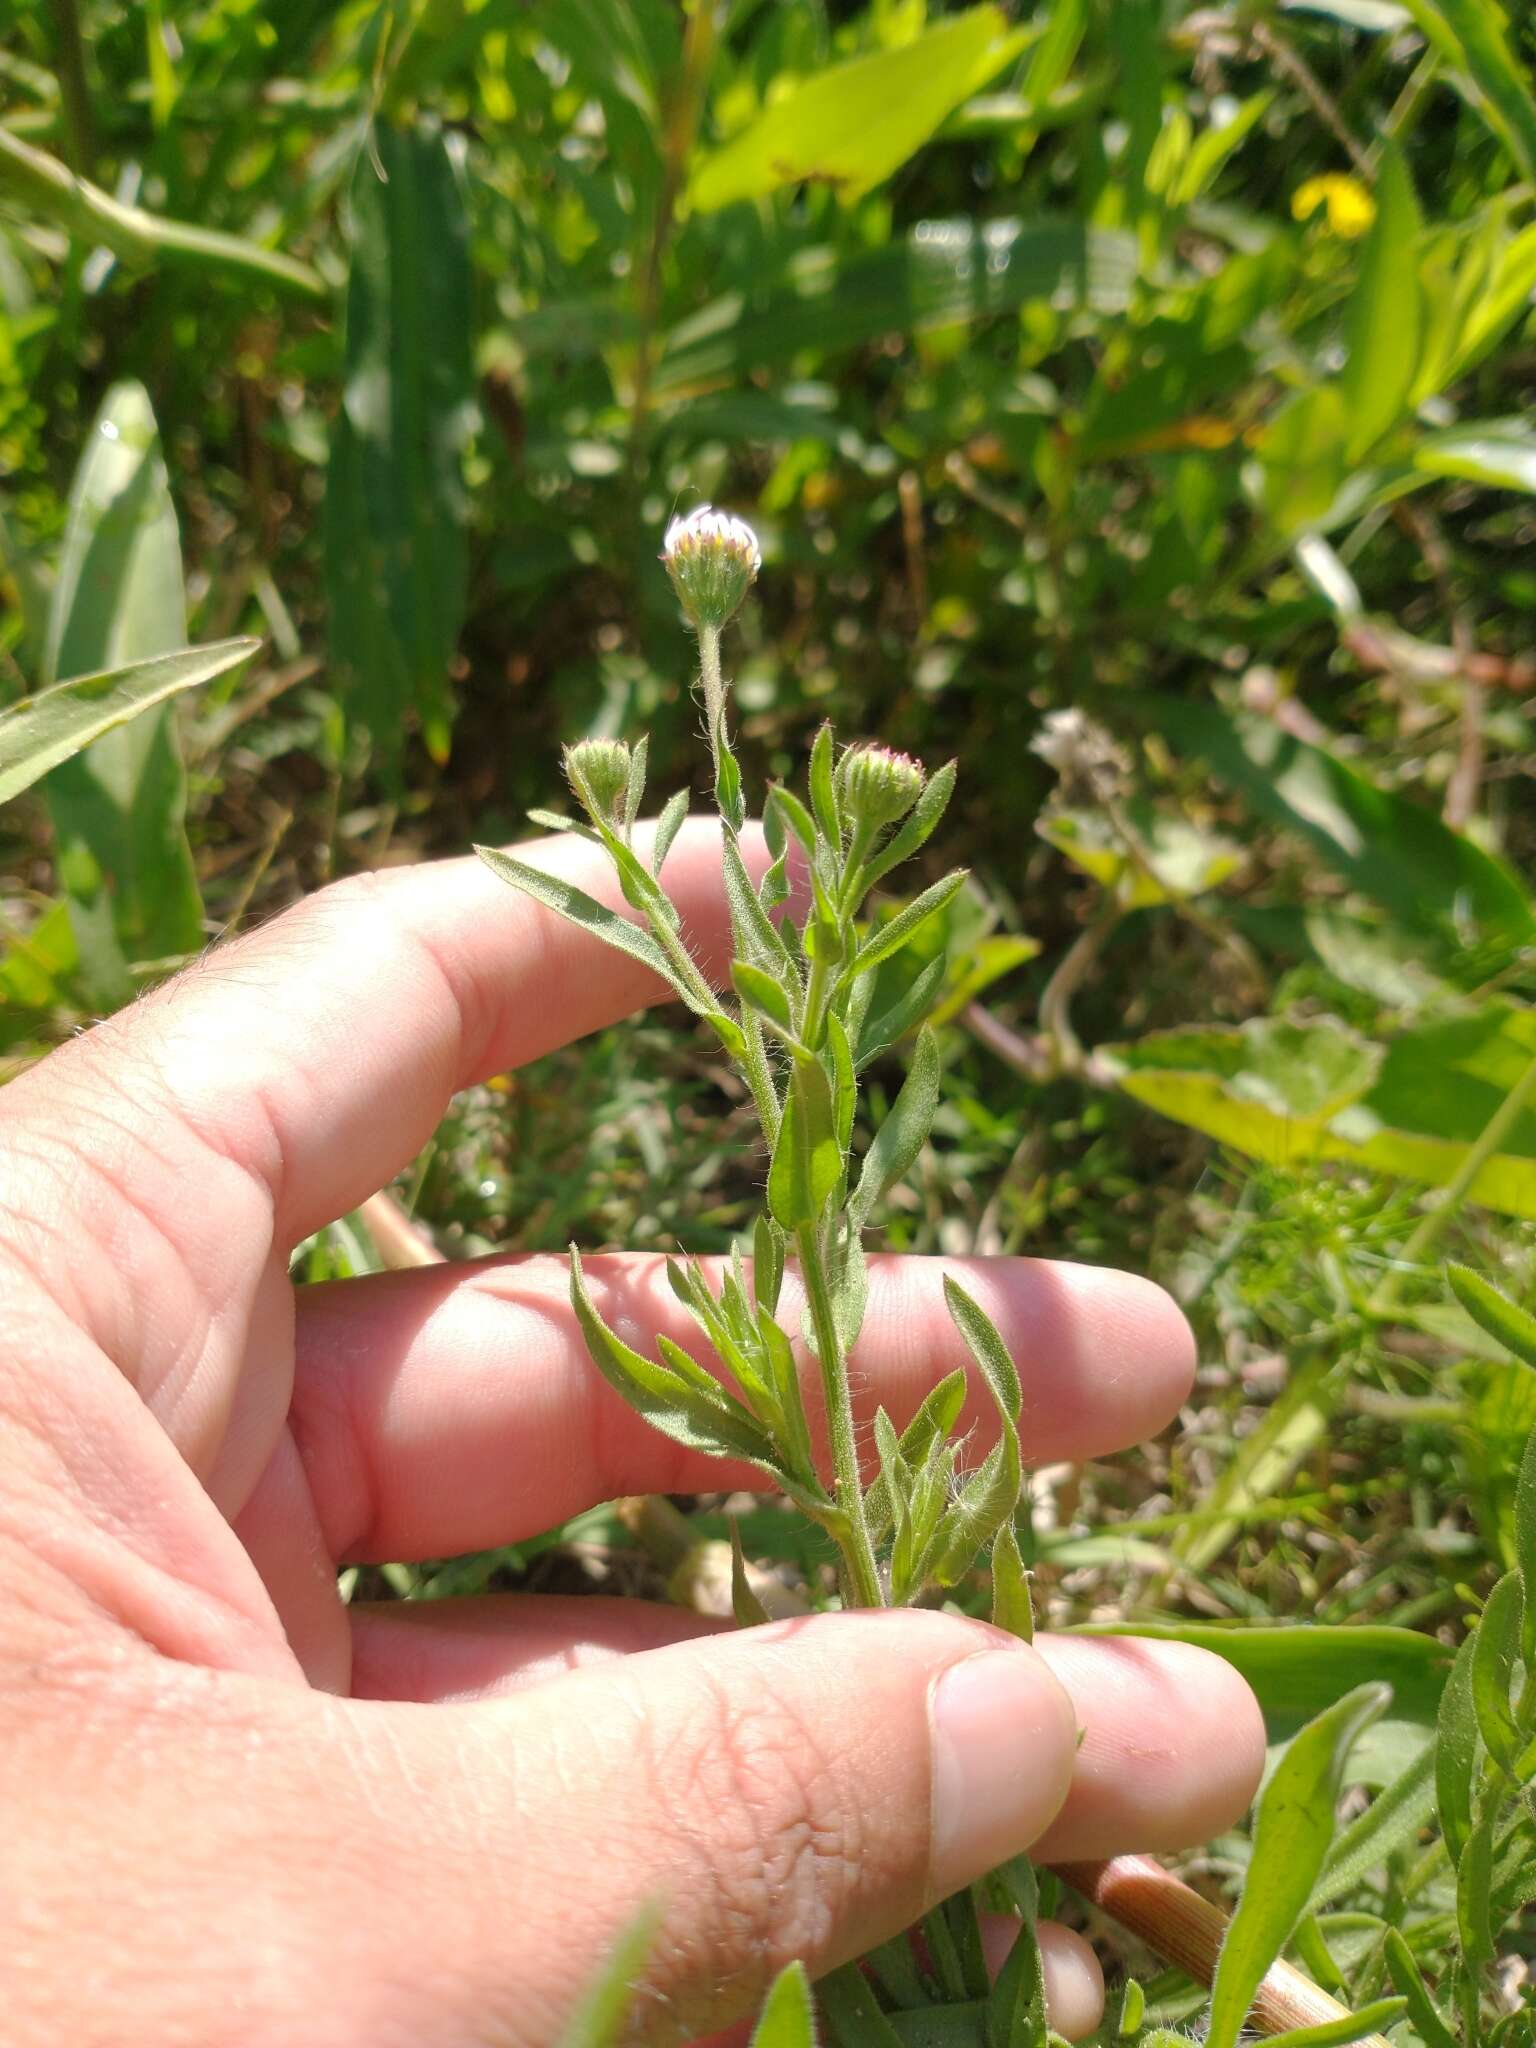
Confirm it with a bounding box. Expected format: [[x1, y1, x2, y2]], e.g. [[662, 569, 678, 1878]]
[[1206, 1683, 1391, 2048], [851, 1026, 941, 1231]]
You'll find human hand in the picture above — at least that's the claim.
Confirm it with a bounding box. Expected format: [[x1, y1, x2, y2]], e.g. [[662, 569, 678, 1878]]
[[0, 823, 1263, 2046]]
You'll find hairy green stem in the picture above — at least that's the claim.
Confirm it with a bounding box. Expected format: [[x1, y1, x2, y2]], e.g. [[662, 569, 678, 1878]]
[[797, 1222, 883, 1608], [699, 624, 726, 774]]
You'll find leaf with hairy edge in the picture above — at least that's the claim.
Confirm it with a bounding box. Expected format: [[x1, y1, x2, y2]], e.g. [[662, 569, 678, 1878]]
[[1470, 1569, 1524, 1773], [555, 1903, 662, 2048], [1458, 1805, 1496, 1973], [652, 790, 689, 878], [1309, 1737, 1436, 1909], [987, 1857, 1049, 2048], [768, 1056, 842, 1230], [730, 1522, 772, 1629], [855, 954, 949, 1070], [568, 1248, 779, 1468], [809, 724, 841, 847], [749, 1962, 818, 2048], [1435, 1630, 1479, 1865], [930, 1278, 1023, 1582], [851, 1027, 942, 1230], [838, 872, 968, 995], [864, 1369, 968, 1539], [1205, 1683, 1391, 2048], [991, 1519, 1035, 1642], [1258, 2001, 1407, 2048], [0, 639, 257, 805], [1384, 1930, 1458, 2048], [866, 759, 959, 887], [1448, 1265, 1536, 1370], [732, 959, 794, 1034]]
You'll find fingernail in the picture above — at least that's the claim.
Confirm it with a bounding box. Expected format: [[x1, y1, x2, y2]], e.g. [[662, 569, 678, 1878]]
[[930, 1648, 1074, 1898]]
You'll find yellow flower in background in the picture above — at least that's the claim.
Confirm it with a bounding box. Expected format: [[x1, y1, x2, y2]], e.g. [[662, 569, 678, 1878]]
[[1292, 173, 1376, 239]]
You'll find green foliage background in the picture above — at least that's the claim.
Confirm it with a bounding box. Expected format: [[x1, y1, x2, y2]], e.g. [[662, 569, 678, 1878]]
[[2, 0, 1535, 2035]]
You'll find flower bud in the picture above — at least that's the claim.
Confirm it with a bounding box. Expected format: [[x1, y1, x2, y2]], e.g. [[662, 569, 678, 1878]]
[[838, 743, 924, 830], [661, 506, 761, 631], [564, 737, 632, 827]]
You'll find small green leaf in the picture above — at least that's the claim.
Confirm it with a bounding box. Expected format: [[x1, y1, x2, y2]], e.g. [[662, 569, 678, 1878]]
[[623, 733, 648, 834], [715, 720, 746, 834], [652, 789, 689, 877], [809, 724, 841, 848], [769, 782, 819, 859], [733, 959, 795, 1034], [851, 1027, 942, 1230], [991, 1520, 1035, 1642], [754, 1214, 786, 1317], [1517, 1429, 1536, 1660], [1310, 1737, 1436, 1910], [1341, 145, 1423, 461], [1205, 1682, 1391, 2048], [1258, 1998, 1408, 2048], [0, 639, 258, 806], [1448, 1265, 1536, 1370], [930, 1279, 1023, 1583], [1435, 1630, 1479, 1865], [1470, 1569, 1525, 1774], [1384, 1928, 1459, 2048], [750, 1962, 818, 2048], [556, 1903, 662, 2048], [839, 872, 968, 994], [866, 760, 959, 887], [1457, 1805, 1497, 1974], [986, 1857, 1048, 2048], [476, 847, 689, 1002], [768, 1056, 843, 1230], [855, 954, 949, 1070], [816, 1963, 905, 2048], [730, 1521, 772, 1629]]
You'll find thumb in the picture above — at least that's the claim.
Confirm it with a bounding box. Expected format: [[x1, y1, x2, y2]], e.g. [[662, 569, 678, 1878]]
[[315, 1609, 1077, 2042]]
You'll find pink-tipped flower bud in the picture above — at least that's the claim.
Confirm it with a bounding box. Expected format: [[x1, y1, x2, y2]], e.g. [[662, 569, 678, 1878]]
[[662, 506, 761, 632], [838, 743, 924, 829]]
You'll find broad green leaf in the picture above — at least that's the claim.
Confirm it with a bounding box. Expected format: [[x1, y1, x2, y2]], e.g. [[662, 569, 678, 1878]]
[[1259, 1999, 1407, 2048], [1470, 1569, 1525, 1772], [326, 122, 474, 771], [1384, 1929, 1458, 2048], [689, 7, 1023, 211], [1416, 420, 1536, 495], [750, 1962, 818, 2048], [1448, 1265, 1536, 1369], [654, 222, 1135, 393], [1259, 385, 1351, 535], [768, 1055, 842, 1230], [1397, 0, 1536, 179], [1435, 1630, 1479, 1865], [1341, 147, 1423, 462], [0, 639, 257, 806], [556, 1904, 661, 2048], [1080, 1622, 1449, 1738], [851, 1026, 941, 1230], [1206, 1683, 1390, 2048], [42, 380, 204, 1004], [569, 1248, 779, 1468], [1120, 695, 1535, 957]]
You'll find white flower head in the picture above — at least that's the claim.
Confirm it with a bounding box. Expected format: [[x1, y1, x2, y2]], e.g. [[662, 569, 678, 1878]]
[[661, 506, 761, 631]]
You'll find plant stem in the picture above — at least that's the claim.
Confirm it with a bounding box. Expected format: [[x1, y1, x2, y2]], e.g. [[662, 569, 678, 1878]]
[[796, 1221, 883, 1608], [698, 624, 725, 772], [0, 126, 328, 302], [1371, 1045, 1536, 1313], [48, 0, 96, 178]]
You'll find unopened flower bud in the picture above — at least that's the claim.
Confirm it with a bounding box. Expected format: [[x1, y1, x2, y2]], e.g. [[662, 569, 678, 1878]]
[[838, 743, 924, 830], [564, 737, 632, 826], [662, 506, 761, 631]]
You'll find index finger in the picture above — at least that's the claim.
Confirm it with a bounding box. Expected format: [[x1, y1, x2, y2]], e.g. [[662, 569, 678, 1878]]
[[12, 819, 767, 1249]]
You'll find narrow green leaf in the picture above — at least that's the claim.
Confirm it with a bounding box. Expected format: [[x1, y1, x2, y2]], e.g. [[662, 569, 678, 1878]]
[[475, 846, 693, 1002], [724, 828, 796, 971], [816, 1963, 905, 2048], [527, 807, 600, 844], [839, 872, 968, 994], [730, 1521, 772, 1629], [1435, 1630, 1479, 1865], [1448, 1265, 1536, 1370], [1398, 0, 1536, 179], [769, 783, 819, 860], [851, 1027, 942, 1230], [754, 1214, 786, 1317], [855, 954, 949, 1071], [1457, 1805, 1497, 1973], [750, 1963, 818, 2048], [991, 1519, 1035, 1643], [865, 1369, 968, 1540], [1470, 1569, 1525, 1774], [1341, 145, 1423, 461], [733, 959, 795, 1033], [931, 1279, 1023, 1582], [326, 122, 474, 771], [0, 640, 257, 806], [1384, 1928, 1459, 2048], [986, 1857, 1048, 2048], [568, 1248, 778, 1468], [1206, 1683, 1391, 2048], [867, 760, 960, 886], [768, 1056, 843, 1230], [652, 789, 690, 878], [42, 379, 204, 1003], [1517, 1429, 1536, 1660], [556, 1903, 662, 2048], [809, 725, 841, 847], [715, 721, 746, 835], [623, 733, 648, 834], [1258, 1998, 1407, 2048], [1310, 1737, 1436, 1909]]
